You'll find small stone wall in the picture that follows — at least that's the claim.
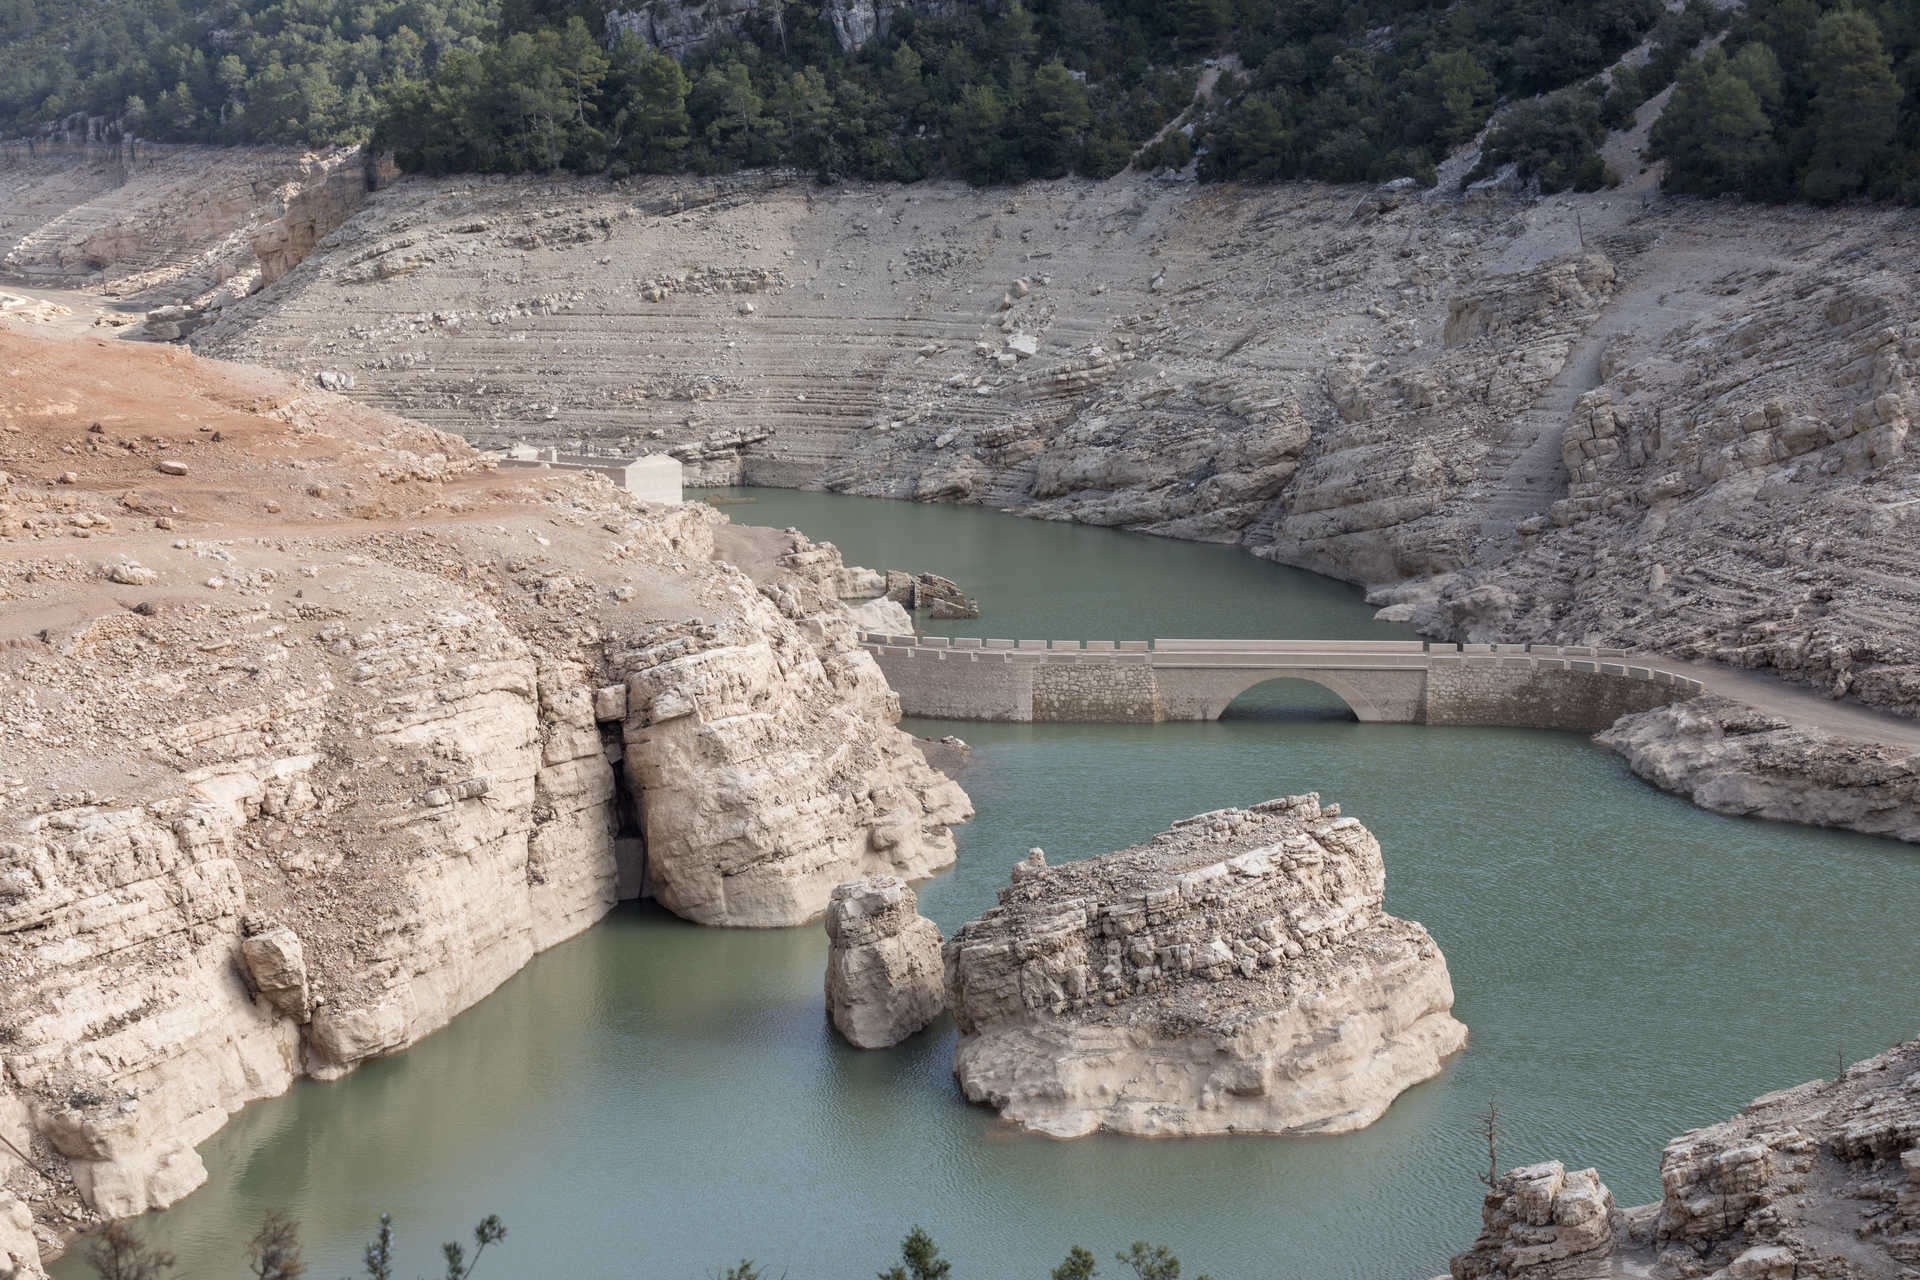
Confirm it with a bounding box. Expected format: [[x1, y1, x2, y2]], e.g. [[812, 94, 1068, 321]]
[[1424, 656, 1694, 732], [871, 645, 1037, 720], [1032, 661, 1162, 722]]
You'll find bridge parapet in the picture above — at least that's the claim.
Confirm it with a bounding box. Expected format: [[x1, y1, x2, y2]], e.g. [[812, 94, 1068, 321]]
[[859, 632, 1703, 725]]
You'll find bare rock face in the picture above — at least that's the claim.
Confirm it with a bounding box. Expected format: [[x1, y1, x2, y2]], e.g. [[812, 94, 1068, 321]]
[[0, 331, 969, 1254], [1644, 1044, 1920, 1279], [617, 605, 970, 928], [823, 876, 945, 1048], [1448, 1037, 1920, 1280], [173, 172, 1920, 727], [1597, 696, 1920, 843], [1450, 1161, 1619, 1280], [845, 596, 914, 634], [0, 145, 371, 308], [885, 571, 980, 620], [943, 795, 1465, 1138], [0, 1192, 46, 1280]]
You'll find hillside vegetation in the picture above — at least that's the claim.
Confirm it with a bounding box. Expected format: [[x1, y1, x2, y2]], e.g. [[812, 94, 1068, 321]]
[[1, 0, 1916, 201]]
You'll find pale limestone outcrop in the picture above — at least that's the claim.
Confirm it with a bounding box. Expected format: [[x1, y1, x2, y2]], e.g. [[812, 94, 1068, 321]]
[[944, 795, 1465, 1138], [1446, 1037, 1920, 1280], [1464, 255, 1920, 721], [823, 876, 945, 1048], [0, 330, 968, 1259], [1597, 696, 1920, 843], [0, 1193, 44, 1280], [846, 595, 913, 634], [1450, 1161, 1618, 1280], [617, 607, 970, 928], [241, 923, 313, 1022], [178, 172, 1920, 736]]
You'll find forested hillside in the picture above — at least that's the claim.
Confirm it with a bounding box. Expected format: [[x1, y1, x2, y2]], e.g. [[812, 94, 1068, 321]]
[[0, 0, 496, 144], [1651, 0, 1920, 203], [1, 0, 1916, 202]]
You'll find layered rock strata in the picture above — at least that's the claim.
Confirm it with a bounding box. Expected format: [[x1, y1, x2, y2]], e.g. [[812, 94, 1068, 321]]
[[1431, 225, 1920, 720], [886, 570, 979, 620], [1450, 1161, 1619, 1280], [823, 876, 946, 1049], [173, 174, 1920, 737], [944, 795, 1465, 1138], [1450, 1036, 1920, 1280], [0, 144, 373, 314], [0, 330, 967, 1267]]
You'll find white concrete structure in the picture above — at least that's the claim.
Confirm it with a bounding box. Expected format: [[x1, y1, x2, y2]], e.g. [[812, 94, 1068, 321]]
[[498, 447, 683, 504]]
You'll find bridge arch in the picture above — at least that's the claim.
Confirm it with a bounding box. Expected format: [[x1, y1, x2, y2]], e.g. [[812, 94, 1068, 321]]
[[1177, 667, 1400, 722], [1218, 674, 1370, 722]]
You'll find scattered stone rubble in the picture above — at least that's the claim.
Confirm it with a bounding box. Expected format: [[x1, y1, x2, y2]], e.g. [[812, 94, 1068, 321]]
[[823, 876, 945, 1049], [1451, 1037, 1920, 1280], [944, 795, 1465, 1138]]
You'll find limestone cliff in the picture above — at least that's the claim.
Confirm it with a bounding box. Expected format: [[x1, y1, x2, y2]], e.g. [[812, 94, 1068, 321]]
[[1450, 1037, 1920, 1280], [1435, 220, 1920, 720], [944, 795, 1464, 1138], [0, 330, 967, 1267]]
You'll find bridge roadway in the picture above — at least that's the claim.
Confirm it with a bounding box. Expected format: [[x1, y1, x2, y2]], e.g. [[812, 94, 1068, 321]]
[[859, 634, 1710, 731]]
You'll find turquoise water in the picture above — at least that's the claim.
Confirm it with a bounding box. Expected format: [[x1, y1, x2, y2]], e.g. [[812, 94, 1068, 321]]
[[53, 491, 1918, 1280]]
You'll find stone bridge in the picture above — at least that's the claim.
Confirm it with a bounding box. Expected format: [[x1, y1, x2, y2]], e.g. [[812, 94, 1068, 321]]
[[859, 635, 1707, 730]]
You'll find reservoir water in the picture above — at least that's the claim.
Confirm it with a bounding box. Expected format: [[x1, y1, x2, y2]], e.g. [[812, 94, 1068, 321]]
[[55, 490, 1918, 1280]]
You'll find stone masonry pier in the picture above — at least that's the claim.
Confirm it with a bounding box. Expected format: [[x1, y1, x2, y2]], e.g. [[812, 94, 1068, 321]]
[[860, 636, 1708, 729]]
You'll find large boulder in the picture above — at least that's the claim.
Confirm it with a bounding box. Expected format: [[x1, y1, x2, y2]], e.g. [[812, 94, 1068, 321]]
[[240, 923, 313, 1022], [824, 876, 945, 1049]]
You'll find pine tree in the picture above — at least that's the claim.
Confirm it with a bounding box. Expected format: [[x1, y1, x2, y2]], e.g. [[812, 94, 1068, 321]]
[[1655, 51, 1780, 198], [878, 1226, 951, 1280], [1799, 9, 1901, 202]]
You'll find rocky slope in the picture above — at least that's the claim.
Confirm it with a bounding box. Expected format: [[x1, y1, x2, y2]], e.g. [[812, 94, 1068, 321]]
[[170, 172, 1920, 731], [0, 329, 967, 1269], [0, 141, 375, 323], [943, 794, 1464, 1138], [1431, 217, 1920, 720], [1451, 1036, 1920, 1280]]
